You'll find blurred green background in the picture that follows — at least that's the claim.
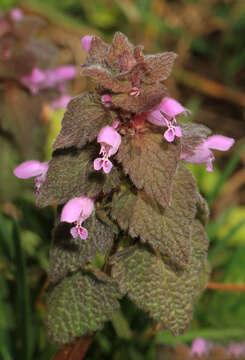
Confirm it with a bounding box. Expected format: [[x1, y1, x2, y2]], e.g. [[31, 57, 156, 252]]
[[0, 0, 245, 359]]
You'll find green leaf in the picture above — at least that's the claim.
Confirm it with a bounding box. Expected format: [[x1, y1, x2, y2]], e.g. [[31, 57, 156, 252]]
[[111, 165, 197, 267], [110, 220, 208, 336], [117, 131, 181, 208], [142, 52, 177, 84], [37, 146, 120, 207], [111, 82, 167, 113], [46, 269, 120, 345], [53, 93, 112, 150], [49, 214, 115, 284]]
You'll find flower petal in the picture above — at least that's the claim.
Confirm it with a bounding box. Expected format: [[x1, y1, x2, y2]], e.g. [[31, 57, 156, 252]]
[[160, 97, 186, 117], [94, 158, 104, 171], [147, 109, 168, 127], [174, 126, 182, 137], [206, 158, 214, 172], [164, 128, 175, 142], [61, 197, 94, 223], [97, 126, 121, 156], [13, 160, 48, 179], [81, 35, 93, 52], [70, 226, 78, 239], [51, 95, 72, 110], [205, 135, 235, 151], [191, 338, 210, 356], [103, 159, 113, 174], [50, 66, 76, 82], [78, 227, 88, 240], [10, 8, 23, 21]]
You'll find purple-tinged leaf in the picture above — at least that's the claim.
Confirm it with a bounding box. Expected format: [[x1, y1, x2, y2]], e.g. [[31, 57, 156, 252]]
[[142, 52, 177, 83], [117, 131, 180, 208], [111, 82, 167, 113], [86, 36, 109, 65], [53, 93, 112, 150], [106, 32, 134, 69], [82, 65, 132, 93]]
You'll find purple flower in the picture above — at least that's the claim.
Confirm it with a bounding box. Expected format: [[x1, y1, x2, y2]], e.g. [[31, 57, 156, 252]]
[[181, 135, 235, 172], [228, 343, 245, 357], [20, 66, 76, 94], [10, 8, 23, 21], [50, 95, 72, 110], [147, 97, 187, 142], [81, 35, 93, 52], [191, 338, 211, 356], [94, 126, 121, 174], [13, 160, 49, 195], [101, 94, 112, 107], [61, 197, 94, 240]]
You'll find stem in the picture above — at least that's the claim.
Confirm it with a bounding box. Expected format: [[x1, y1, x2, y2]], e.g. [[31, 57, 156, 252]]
[[207, 282, 245, 292], [53, 335, 95, 360]]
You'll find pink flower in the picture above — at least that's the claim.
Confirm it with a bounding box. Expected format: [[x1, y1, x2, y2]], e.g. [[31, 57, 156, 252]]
[[181, 135, 235, 172], [61, 197, 94, 240], [81, 35, 93, 52], [228, 343, 245, 357], [101, 94, 112, 107], [191, 338, 211, 356], [51, 95, 72, 110], [13, 160, 49, 195], [94, 126, 121, 174], [10, 8, 23, 21], [147, 97, 187, 142], [20, 66, 76, 94]]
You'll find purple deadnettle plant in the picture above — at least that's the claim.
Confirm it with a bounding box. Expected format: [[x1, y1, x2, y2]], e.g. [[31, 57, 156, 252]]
[[14, 32, 235, 348]]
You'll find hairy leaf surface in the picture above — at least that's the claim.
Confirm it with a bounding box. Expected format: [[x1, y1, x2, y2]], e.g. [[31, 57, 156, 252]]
[[53, 93, 111, 150], [111, 82, 167, 113], [117, 131, 180, 208], [106, 32, 134, 69], [82, 65, 131, 93], [143, 52, 177, 83], [111, 165, 197, 267], [87, 36, 109, 65], [196, 192, 210, 226], [110, 220, 208, 335], [47, 270, 120, 345], [37, 146, 120, 207], [49, 214, 115, 284]]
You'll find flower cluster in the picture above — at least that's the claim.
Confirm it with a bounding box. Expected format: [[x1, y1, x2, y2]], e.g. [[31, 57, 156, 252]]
[[13, 33, 235, 244], [20, 66, 76, 110], [0, 8, 76, 110]]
